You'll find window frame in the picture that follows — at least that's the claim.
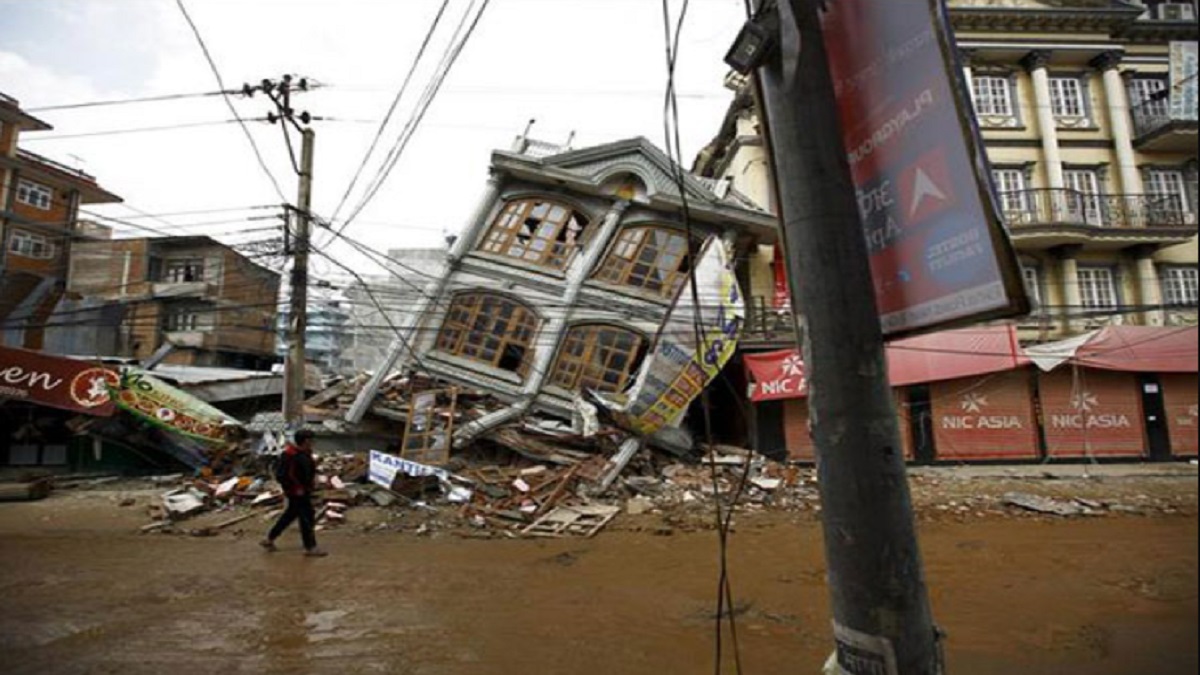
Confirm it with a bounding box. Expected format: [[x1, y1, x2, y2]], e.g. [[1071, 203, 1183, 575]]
[[163, 257, 206, 283], [8, 229, 55, 259], [1048, 76, 1088, 120], [992, 168, 1029, 214], [477, 198, 590, 271], [435, 292, 540, 375], [593, 225, 695, 299], [972, 75, 1015, 117], [15, 179, 53, 210], [1161, 266, 1199, 307], [1144, 168, 1191, 214], [162, 306, 202, 332], [1063, 168, 1106, 226], [549, 324, 646, 394], [1077, 267, 1119, 311]]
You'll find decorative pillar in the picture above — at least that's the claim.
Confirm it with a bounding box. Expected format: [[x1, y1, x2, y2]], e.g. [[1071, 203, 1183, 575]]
[[1136, 252, 1165, 327], [961, 49, 976, 104], [1058, 249, 1083, 333], [1023, 50, 1065, 190], [1091, 51, 1144, 197]]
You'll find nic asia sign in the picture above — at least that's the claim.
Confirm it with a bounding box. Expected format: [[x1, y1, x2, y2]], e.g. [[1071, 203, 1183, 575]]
[[820, 0, 1028, 336]]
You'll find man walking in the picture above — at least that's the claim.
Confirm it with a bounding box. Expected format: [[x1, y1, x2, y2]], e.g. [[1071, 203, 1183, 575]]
[[261, 429, 328, 557]]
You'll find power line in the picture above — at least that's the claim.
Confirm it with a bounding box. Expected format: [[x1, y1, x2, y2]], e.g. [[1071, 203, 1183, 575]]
[[25, 89, 239, 112], [332, 0, 493, 242], [174, 0, 287, 203], [329, 0, 454, 225], [21, 119, 250, 142]]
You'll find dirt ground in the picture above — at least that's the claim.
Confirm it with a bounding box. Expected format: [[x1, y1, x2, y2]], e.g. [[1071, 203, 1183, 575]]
[[0, 466, 1196, 675]]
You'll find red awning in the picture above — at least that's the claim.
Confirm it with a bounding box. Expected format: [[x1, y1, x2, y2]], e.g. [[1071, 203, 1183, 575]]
[[1027, 326, 1199, 374], [745, 325, 1027, 402]]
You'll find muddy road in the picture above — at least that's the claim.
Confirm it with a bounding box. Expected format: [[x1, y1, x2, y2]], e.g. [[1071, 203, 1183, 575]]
[[0, 475, 1196, 675]]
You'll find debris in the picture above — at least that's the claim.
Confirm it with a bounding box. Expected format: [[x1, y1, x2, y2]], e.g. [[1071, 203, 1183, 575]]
[[161, 488, 208, 519], [522, 504, 621, 538], [0, 478, 52, 502], [1002, 492, 1088, 517]]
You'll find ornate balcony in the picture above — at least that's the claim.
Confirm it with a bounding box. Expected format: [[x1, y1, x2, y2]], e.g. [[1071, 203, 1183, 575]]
[[743, 296, 797, 346], [999, 189, 1199, 250], [1131, 86, 1200, 153]]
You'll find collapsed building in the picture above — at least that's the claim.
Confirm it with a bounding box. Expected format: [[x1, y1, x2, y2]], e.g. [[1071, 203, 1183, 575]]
[[345, 135, 778, 449]]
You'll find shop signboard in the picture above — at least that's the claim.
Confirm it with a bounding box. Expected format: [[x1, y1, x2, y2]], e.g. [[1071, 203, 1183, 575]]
[[0, 345, 116, 416]]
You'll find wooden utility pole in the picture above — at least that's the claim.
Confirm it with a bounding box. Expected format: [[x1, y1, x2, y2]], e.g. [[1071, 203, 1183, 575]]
[[283, 127, 314, 425], [749, 1, 942, 672]]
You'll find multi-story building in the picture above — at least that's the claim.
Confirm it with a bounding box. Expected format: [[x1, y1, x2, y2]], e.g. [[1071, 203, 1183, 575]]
[[277, 300, 353, 376], [696, 0, 1198, 344], [693, 0, 1199, 459], [66, 235, 281, 369], [340, 248, 447, 376], [348, 135, 776, 439], [1, 92, 122, 350]]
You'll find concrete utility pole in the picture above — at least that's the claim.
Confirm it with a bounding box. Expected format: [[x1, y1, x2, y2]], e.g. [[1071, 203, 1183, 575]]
[[246, 74, 316, 427], [284, 128, 314, 425], [748, 1, 942, 672]]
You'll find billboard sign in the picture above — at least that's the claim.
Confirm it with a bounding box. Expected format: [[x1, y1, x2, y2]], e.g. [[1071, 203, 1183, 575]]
[[0, 345, 116, 416], [1170, 41, 1198, 122], [596, 238, 744, 435], [109, 368, 241, 444], [820, 0, 1028, 336]]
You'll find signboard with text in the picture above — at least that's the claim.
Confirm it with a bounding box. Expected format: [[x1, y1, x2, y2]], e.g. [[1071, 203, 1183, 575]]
[[0, 345, 116, 416], [820, 0, 1028, 336]]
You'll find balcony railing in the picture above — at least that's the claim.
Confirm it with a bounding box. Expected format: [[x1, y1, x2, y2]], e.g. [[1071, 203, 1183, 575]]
[[998, 189, 1198, 231], [744, 296, 797, 343]]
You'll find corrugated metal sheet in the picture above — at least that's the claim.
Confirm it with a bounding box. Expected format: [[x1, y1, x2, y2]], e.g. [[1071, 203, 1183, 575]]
[[931, 370, 1039, 461], [1039, 369, 1146, 459], [1163, 373, 1199, 458]]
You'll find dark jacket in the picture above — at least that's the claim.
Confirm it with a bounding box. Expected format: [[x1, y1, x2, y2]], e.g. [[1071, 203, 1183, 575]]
[[278, 444, 316, 497]]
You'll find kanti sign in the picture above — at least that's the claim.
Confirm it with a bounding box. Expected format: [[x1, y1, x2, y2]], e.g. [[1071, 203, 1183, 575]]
[[0, 345, 116, 416], [820, 0, 1029, 336]]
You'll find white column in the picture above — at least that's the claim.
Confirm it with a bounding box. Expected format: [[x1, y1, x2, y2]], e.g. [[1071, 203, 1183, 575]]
[[1136, 254, 1164, 327], [1023, 51, 1065, 190], [961, 50, 976, 104], [1092, 51, 1144, 196], [1060, 252, 1082, 333]]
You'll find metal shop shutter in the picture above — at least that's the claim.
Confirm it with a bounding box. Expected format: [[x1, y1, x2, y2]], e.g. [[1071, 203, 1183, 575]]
[[1162, 373, 1199, 458], [783, 392, 912, 463], [930, 369, 1039, 461], [1038, 369, 1146, 459]]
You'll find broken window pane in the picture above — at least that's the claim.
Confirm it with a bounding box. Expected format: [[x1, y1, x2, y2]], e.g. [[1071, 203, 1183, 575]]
[[594, 226, 692, 299], [479, 198, 591, 270], [436, 292, 540, 375], [550, 324, 646, 394]]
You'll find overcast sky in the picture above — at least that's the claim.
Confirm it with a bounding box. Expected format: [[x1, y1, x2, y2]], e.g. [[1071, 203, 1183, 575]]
[[0, 0, 749, 281]]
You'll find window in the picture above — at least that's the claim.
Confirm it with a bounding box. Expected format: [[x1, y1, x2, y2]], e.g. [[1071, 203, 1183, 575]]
[[163, 306, 201, 332], [1145, 169, 1190, 214], [594, 226, 692, 298], [163, 258, 205, 283], [1078, 267, 1118, 311], [1022, 266, 1043, 309], [550, 324, 646, 394], [435, 292, 539, 374], [1130, 78, 1169, 118], [478, 199, 590, 269], [993, 169, 1028, 214], [1162, 267, 1199, 306], [972, 76, 1014, 117], [1064, 169, 1105, 226], [1049, 77, 1086, 118], [8, 229, 55, 259], [16, 180, 53, 210]]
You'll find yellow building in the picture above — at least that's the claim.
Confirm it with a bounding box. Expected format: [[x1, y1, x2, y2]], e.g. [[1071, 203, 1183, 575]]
[[695, 0, 1198, 344]]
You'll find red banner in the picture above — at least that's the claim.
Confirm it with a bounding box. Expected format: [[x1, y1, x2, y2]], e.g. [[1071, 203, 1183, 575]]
[[0, 345, 116, 416]]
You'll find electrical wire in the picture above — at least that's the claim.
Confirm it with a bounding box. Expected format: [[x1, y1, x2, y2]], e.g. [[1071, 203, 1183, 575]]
[[20, 119, 249, 142], [330, 0, 493, 244], [25, 89, 241, 112], [329, 0, 454, 225], [174, 0, 288, 203]]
